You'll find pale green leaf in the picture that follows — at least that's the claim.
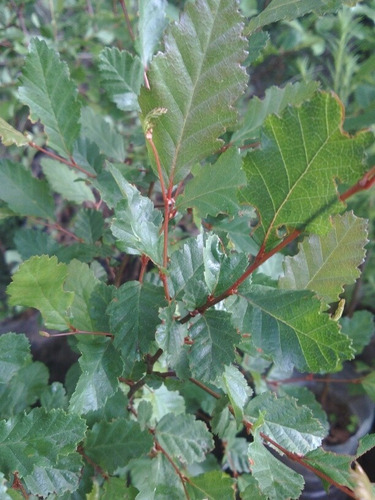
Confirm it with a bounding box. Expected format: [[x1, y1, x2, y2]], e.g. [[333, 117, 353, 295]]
[[139, 0, 248, 184], [80, 107, 125, 162], [69, 339, 123, 414], [137, 0, 167, 67], [238, 474, 267, 500], [41, 158, 95, 204], [229, 283, 353, 372], [279, 212, 368, 304], [168, 235, 208, 309], [18, 38, 80, 156], [130, 455, 185, 499], [222, 436, 251, 473], [23, 454, 82, 497], [245, 392, 325, 454], [102, 477, 138, 499], [245, 0, 346, 35], [137, 384, 185, 427], [239, 93, 372, 250], [64, 260, 99, 331], [0, 407, 86, 477], [340, 311, 374, 356], [218, 364, 252, 423], [0, 117, 28, 146], [232, 81, 319, 144], [302, 447, 353, 488], [248, 435, 304, 500], [108, 281, 166, 363], [99, 48, 143, 112], [156, 305, 187, 365], [109, 164, 163, 265], [188, 310, 238, 382], [361, 372, 375, 402], [7, 255, 73, 330], [176, 148, 246, 217], [186, 471, 235, 499], [155, 413, 214, 464], [203, 233, 248, 296], [0, 160, 55, 219], [85, 419, 153, 473]]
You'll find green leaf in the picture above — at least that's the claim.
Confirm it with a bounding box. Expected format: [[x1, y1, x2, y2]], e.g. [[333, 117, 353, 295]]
[[357, 434, 375, 459], [248, 435, 304, 500], [229, 284, 353, 372], [41, 158, 95, 204], [73, 136, 104, 175], [130, 455, 185, 499], [7, 255, 73, 330], [245, 0, 346, 35], [232, 81, 319, 144], [218, 364, 252, 423], [203, 233, 248, 296], [40, 382, 68, 411], [80, 107, 125, 162], [108, 281, 166, 363], [0, 333, 49, 419], [176, 148, 246, 217], [245, 392, 325, 454], [155, 413, 213, 464], [0, 407, 86, 477], [0, 117, 28, 147], [186, 471, 235, 499], [89, 282, 116, 333], [137, 384, 185, 426], [245, 31, 270, 66], [69, 339, 123, 414], [188, 310, 238, 382], [238, 92, 373, 250], [23, 454, 82, 497], [109, 164, 163, 265], [340, 311, 374, 356], [156, 305, 187, 366], [279, 212, 368, 304], [139, 0, 248, 184], [137, 0, 167, 67], [74, 208, 104, 244], [168, 235, 208, 308], [102, 477, 138, 499], [99, 48, 143, 112], [0, 160, 55, 219], [18, 38, 80, 156], [361, 372, 375, 402], [64, 260, 99, 331], [14, 228, 59, 259], [302, 447, 353, 489], [85, 419, 153, 473]]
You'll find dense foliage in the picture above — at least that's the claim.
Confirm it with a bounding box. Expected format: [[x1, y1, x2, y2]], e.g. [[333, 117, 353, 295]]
[[0, 0, 375, 498]]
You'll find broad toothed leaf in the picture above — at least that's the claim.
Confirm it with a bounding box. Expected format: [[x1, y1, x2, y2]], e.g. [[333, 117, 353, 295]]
[[18, 38, 80, 156], [139, 0, 248, 184], [7, 255, 73, 330], [156, 305, 187, 365], [228, 283, 353, 372], [176, 148, 246, 217], [188, 310, 238, 382], [238, 92, 372, 250], [155, 413, 214, 464], [137, 0, 168, 67], [187, 471, 235, 499], [279, 212, 368, 304], [99, 48, 143, 112], [218, 364, 253, 423]]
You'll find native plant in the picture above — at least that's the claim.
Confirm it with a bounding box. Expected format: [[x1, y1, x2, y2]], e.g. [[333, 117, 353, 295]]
[[0, 0, 374, 498]]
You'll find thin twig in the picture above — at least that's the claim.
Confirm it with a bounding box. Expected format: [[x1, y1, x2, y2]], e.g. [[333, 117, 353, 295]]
[[118, 0, 135, 41], [154, 440, 191, 499]]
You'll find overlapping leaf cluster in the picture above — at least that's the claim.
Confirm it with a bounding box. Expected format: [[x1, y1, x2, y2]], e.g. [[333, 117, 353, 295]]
[[0, 0, 374, 498]]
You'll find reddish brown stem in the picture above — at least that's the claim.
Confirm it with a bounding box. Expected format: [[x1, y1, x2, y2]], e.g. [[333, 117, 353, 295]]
[[340, 166, 375, 201], [11, 472, 29, 499], [154, 440, 191, 499], [34, 219, 83, 242], [41, 329, 113, 338], [28, 142, 96, 178]]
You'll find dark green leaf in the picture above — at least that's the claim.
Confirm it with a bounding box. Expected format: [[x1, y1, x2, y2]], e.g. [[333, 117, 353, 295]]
[[248, 435, 304, 500], [108, 281, 166, 364], [99, 48, 143, 112], [155, 413, 214, 464], [0, 408, 86, 477], [89, 282, 116, 333], [7, 255, 73, 330], [69, 339, 123, 414], [339, 311, 374, 356], [14, 228, 59, 259], [176, 149, 246, 218], [230, 284, 353, 372], [245, 392, 325, 454], [188, 310, 238, 382], [73, 136, 104, 175], [279, 212, 368, 304], [186, 471, 235, 499], [18, 38, 80, 156], [73, 208, 104, 244], [302, 447, 353, 489], [40, 382, 68, 411], [245, 31, 270, 65], [357, 434, 375, 459], [139, 0, 248, 184], [238, 93, 373, 250], [0, 160, 55, 219], [85, 419, 153, 473]]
